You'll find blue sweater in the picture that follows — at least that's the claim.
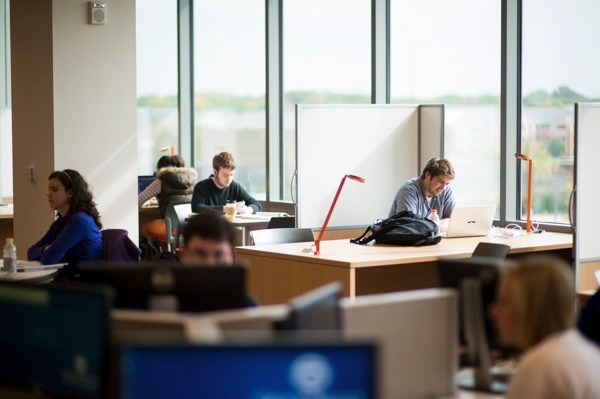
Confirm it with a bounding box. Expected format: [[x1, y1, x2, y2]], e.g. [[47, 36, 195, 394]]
[[27, 212, 103, 272]]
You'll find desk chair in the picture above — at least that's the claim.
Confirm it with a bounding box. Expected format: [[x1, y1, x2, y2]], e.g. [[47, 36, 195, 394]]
[[165, 202, 192, 252], [267, 216, 295, 229], [101, 229, 141, 262], [250, 228, 314, 246], [471, 242, 511, 259]]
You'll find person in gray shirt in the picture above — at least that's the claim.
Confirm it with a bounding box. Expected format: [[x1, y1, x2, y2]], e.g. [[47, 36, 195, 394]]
[[389, 158, 456, 223]]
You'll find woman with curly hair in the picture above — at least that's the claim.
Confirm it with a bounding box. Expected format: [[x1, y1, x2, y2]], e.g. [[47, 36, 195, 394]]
[[27, 169, 103, 276]]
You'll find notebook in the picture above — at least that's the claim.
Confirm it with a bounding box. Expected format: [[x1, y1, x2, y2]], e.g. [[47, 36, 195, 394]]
[[443, 205, 496, 238]]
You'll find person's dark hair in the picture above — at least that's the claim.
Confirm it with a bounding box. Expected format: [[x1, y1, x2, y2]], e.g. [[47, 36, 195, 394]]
[[49, 169, 102, 229], [183, 210, 236, 247], [157, 155, 185, 170]]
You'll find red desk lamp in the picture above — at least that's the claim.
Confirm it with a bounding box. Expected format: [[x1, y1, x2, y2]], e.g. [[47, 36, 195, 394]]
[[161, 146, 175, 156], [515, 152, 533, 233], [314, 174, 366, 255]]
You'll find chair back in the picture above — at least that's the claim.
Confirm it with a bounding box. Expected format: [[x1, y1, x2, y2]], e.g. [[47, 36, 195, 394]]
[[101, 229, 141, 262], [267, 216, 295, 229], [251, 228, 314, 246], [471, 242, 511, 259], [165, 201, 192, 252]]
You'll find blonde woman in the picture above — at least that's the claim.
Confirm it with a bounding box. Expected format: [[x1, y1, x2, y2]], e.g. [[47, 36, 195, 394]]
[[491, 256, 600, 398]]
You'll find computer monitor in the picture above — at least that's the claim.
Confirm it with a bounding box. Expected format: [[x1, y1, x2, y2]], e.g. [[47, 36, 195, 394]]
[[437, 256, 510, 393], [275, 282, 343, 331], [137, 175, 156, 194], [0, 281, 113, 399], [78, 263, 249, 313], [119, 342, 377, 399], [342, 288, 458, 399]]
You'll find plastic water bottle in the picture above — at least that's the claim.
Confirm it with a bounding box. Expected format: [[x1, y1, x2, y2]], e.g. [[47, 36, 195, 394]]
[[427, 209, 441, 226], [3, 238, 17, 274]]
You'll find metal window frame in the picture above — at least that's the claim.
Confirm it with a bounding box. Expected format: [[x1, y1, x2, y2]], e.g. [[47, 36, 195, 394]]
[[178, 0, 194, 165], [173, 0, 573, 230]]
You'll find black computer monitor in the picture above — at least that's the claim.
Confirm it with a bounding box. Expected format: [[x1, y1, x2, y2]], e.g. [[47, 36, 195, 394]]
[[437, 256, 509, 393], [275, 282, 343, 331], [119, 341, 377, 398], [0, 281, 113, 399], [78, 263, 249, 313], [138, 175, 156, 194]]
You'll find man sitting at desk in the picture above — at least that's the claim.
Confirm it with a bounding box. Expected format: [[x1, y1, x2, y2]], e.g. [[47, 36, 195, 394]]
[[191, 151, 261, 214], [389, 158, 456, 222], [154, 211, 236, 265]]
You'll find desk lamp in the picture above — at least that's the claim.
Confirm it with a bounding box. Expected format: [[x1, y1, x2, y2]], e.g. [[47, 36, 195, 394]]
[[314, 174, 365, 255], [161, 146, 175, 156], [515, 152, 533, 233]]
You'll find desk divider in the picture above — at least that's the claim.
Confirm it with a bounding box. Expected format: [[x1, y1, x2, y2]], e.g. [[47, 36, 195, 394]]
[[295, 104, 444, 230]]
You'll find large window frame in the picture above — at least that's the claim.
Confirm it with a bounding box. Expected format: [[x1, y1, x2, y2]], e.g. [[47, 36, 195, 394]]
[[160, 0, 572, 232]]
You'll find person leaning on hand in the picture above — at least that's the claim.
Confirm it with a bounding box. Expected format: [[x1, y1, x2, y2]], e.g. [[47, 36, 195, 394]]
[[389, 157, 456, 220], [191, 151, 261, 215]]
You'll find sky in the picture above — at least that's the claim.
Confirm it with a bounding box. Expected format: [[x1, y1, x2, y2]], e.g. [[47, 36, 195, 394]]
[[136, 0, 600, 99]]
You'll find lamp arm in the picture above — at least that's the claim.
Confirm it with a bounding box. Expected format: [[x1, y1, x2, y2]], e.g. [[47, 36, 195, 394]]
[[314, 175, 349, 255], [526, 159, 533, 233]]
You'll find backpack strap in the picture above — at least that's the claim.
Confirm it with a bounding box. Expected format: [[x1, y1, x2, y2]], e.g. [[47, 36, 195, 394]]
[[350, 226, 373, 245]]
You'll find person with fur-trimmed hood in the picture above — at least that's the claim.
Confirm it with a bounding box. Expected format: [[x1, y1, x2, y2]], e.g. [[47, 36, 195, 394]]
[[138, 155, 197, 238]]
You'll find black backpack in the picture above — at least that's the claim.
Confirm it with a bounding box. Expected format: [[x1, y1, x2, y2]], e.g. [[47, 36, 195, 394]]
[[351, 210, 442, 246]]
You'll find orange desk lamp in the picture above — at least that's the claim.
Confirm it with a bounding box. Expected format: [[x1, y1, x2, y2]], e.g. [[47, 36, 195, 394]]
[[160, 146, 175, 156], [314, 174, 366, 255], [515, 152, 533, 233]]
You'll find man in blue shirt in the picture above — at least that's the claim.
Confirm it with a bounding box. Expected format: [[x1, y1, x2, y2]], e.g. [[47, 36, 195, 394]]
[[389, 158, 456, 222]]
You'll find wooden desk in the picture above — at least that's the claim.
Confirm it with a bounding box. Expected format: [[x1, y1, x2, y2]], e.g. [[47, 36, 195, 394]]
[[235, 232, 572, 305], [0, 204, 14, 242]]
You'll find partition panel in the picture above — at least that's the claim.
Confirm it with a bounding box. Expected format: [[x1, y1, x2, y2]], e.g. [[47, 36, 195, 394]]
[[574, 103, 600, 288], [295, 105, 419, 229]]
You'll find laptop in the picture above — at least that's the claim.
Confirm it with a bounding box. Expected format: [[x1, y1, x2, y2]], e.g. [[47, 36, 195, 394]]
[[443, 205, 496, 238]]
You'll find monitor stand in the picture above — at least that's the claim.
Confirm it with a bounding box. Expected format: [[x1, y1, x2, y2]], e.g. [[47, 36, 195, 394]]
[[460, 279, 509, 394]]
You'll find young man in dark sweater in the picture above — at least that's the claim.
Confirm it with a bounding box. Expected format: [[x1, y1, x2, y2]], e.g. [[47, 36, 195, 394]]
[[191, 151, 262, 214]]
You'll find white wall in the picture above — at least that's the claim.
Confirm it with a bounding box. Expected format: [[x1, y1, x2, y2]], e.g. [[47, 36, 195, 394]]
[[52, 0, 138, 241], [11, 0, 138, 248]]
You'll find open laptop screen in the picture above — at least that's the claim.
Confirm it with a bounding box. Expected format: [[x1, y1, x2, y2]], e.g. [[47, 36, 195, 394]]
[[0, 282, 112, 399], [120, 343, 377, 398]]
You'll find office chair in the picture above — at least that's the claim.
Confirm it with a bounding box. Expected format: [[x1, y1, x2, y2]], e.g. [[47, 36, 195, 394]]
[[250, 228, 314, 246], [164, 201, 192, 252], [267, 216, 295, 229], [101, 229, 141, 262], [471, 242, 511, 259]]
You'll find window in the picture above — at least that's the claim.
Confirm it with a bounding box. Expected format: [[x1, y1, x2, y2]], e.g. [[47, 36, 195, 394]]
[[283, 0, 371, 201], [391, 0, 501, 213], [0, 0, 12, 199], [193, 0, 266, 199], [521, 0, 600, 224], [136, 0, 179, 176]]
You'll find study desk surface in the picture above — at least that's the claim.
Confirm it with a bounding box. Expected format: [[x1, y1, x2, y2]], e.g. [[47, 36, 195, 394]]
[[236, 232, 572, 269], [236, 232, 572, 304]]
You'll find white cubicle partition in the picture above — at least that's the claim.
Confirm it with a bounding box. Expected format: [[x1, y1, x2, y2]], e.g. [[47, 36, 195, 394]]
[[419, 104, 445, 166], [295, 105, 423, 229], [574, 103, 600, 287]]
